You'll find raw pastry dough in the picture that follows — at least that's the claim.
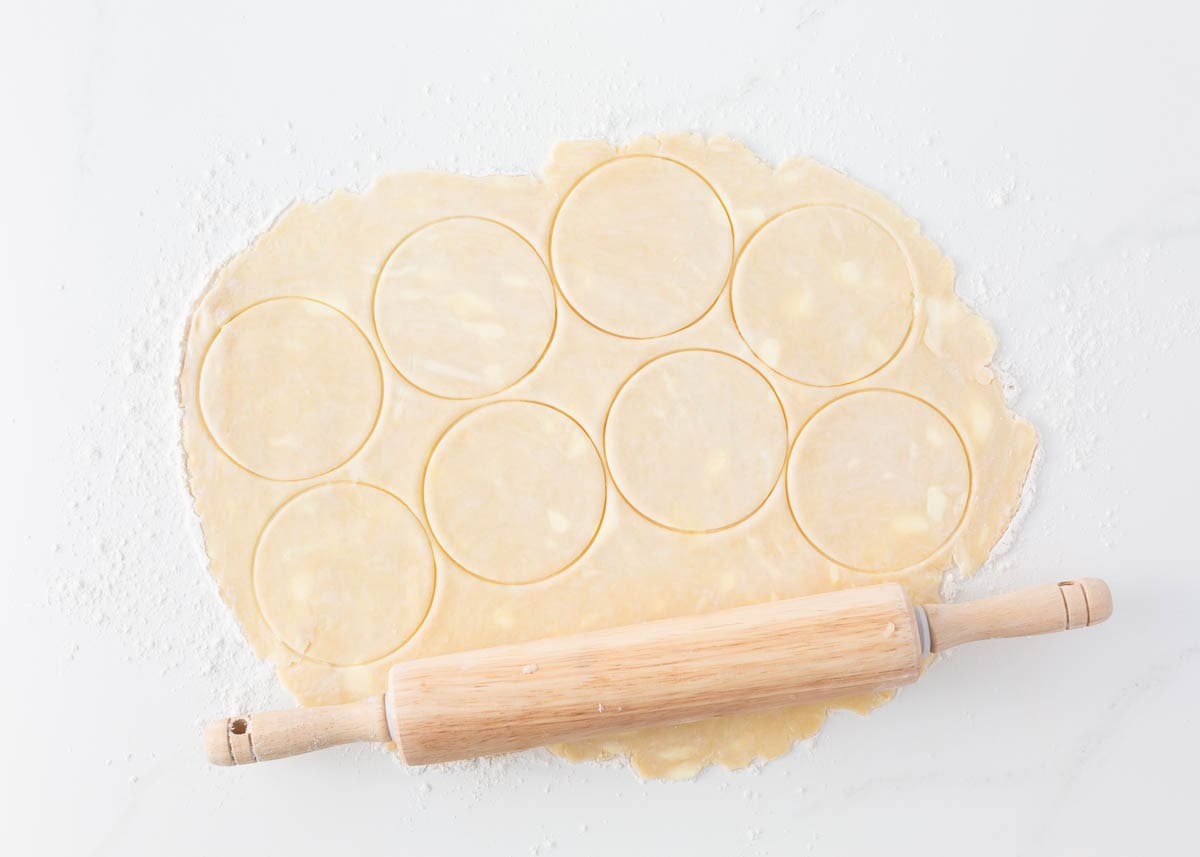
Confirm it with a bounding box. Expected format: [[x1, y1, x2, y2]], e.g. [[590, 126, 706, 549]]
[[181, 134, 1036, 778], [605, 349, 787, 533]]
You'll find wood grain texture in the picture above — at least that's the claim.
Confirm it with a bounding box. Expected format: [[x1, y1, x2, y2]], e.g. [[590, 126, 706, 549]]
[[387, 583, 923, 765], [201, 578, 1113, 767]]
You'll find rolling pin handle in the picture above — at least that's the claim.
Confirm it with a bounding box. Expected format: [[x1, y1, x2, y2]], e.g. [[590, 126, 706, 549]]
[[203, 696, 391, 765], [922, 577, 1112, 653]]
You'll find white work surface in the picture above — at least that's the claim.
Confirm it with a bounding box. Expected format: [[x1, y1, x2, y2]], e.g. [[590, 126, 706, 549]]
[[3, 2, 1198, 854]]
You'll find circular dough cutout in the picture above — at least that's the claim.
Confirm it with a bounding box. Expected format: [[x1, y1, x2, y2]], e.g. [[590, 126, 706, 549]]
[[199, 297, 382, 481], [424, 401, 606, 584], [605, 350, 787, 532], [374, 218, 556, 399], [732, 206, 913, 386], [787, 389, 970, 572], [550, 156, 733, 338], [254, 482, 435, 666]]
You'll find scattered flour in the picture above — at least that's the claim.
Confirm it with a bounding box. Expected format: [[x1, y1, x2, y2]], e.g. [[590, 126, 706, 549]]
[[36, 121, 1104, 792], [37, 10, 1198, 804]]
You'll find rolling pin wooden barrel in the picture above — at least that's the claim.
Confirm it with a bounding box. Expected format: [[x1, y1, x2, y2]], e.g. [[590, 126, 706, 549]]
[[204, 578, 1111, 766]]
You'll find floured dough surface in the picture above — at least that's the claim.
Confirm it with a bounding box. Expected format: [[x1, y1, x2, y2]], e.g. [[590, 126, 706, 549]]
[[181, 134, 1036, 778]]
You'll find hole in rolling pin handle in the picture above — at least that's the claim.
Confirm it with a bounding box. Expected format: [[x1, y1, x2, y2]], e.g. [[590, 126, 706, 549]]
[[230, 718, 248, 735]]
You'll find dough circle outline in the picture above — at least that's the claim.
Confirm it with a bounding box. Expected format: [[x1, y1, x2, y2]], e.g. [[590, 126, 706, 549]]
[[785, 388, 973, 574], [729, 203, 916, 388], [602, 347, 789, 534], [548, 154, 736, 340], [197, 295, 385, 482], [421, 399, 608, 586], [251, 480, 437, 667], [371, 216, 558, 400]]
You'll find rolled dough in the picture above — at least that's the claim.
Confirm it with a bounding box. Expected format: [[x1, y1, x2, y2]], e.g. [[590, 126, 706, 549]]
[[180, 134, 1036, 778]]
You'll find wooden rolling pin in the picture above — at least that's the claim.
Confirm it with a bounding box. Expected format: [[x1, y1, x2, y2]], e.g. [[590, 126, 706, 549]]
[[204, 578, 1111, 767]]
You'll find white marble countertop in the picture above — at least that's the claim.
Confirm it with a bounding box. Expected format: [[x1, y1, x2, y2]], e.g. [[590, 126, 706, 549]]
[[4, 1, 1197, 854]]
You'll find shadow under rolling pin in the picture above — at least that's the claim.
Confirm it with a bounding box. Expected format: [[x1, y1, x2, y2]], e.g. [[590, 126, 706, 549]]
[[204, 578, 1111, 767]]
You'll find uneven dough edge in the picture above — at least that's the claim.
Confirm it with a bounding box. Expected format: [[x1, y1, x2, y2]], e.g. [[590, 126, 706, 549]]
[[180, 133, 1037, 779]]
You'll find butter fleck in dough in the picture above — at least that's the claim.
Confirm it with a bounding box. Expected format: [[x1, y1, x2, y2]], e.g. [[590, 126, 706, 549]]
[[181, 134, 1036, 778]]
